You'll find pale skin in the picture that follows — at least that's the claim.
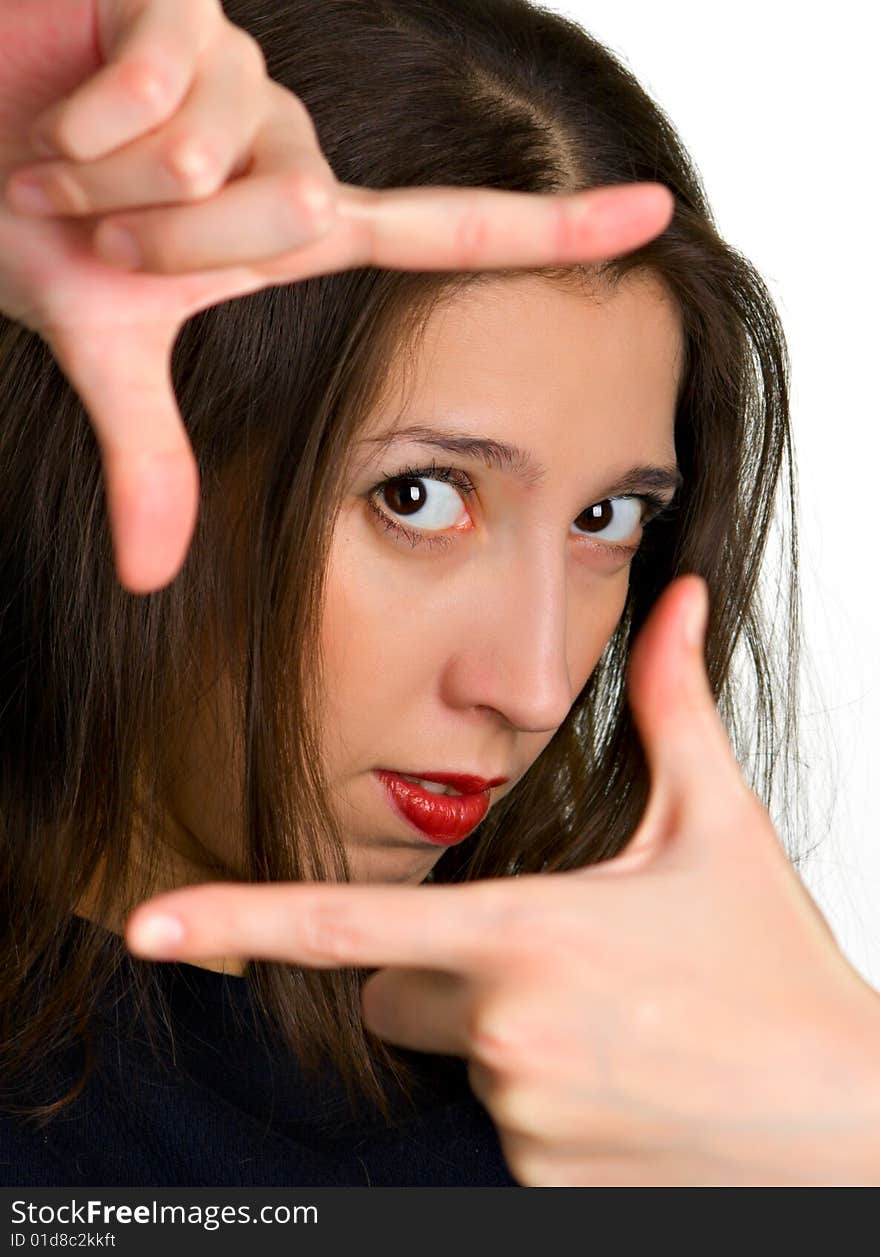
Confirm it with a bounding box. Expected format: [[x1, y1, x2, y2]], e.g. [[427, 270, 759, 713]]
[[4, 0, 880, 1187]]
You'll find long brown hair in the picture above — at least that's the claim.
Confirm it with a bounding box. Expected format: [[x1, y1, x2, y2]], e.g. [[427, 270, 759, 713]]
[[0, 0, 814, 1129]]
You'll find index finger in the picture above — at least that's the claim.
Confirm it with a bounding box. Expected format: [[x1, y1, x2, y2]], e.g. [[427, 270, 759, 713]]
[[125, 880, 510, 972], [241, 178, 674, 289], [334, 179, 674, 273]]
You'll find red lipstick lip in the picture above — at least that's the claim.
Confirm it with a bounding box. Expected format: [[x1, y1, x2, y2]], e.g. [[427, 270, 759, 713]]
[[378, 769, 509, 796], [373, 770, 505, 846]]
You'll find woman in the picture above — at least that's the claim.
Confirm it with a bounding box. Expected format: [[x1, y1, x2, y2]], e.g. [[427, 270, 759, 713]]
[[1, 0, 879, 1187]]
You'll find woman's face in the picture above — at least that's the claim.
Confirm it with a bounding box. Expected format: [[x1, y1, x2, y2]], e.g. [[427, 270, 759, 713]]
[[319, 270, 683, 884], [75, 269, 683, 963]]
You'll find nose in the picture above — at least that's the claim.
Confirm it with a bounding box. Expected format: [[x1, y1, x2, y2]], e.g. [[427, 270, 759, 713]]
[[441, 539, 575, 733]]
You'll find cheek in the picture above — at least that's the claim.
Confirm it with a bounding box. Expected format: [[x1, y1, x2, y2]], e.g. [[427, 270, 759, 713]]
[[321, 508, 458, 709], [319, 525, 424, 754]]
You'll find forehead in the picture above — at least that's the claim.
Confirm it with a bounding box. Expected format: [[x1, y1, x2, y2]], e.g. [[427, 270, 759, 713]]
[[360, 271, 683, 465]]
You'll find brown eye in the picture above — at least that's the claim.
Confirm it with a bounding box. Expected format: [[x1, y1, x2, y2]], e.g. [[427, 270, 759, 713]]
[[375, 475, 465, 531], [572, 497, 642, 543], [381, 477, 428, 518], [576, 501, 613, 533]]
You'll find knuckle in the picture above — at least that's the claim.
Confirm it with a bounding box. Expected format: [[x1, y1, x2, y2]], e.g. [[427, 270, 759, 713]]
[[162, 139, 225, 197], [278, 168, 335, 228], [469, 997, 534, 1070], [231, 27, 268, 80], [299, 901, 363, 964], [453, 205, 490, 268], [116, 55, 180, 115], [551, 198, 579, 255]]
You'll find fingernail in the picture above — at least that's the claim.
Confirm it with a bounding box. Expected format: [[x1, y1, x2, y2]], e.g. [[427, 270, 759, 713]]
[[7, 176, 53, 215], [683, 579, 709, 649], [95, 224, 143, 270], [130, 913, 185, 955]]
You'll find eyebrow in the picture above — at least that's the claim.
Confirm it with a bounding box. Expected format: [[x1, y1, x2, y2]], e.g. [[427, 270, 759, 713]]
[[360, 423, 683, 502]]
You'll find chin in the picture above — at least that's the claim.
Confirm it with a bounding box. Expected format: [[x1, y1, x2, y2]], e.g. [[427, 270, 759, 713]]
[[348, 849, 437, 884]]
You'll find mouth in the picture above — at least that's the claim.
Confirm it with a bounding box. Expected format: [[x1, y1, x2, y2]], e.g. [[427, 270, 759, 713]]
[[373, 769, 508, 846], [381, 769, 509, 795]]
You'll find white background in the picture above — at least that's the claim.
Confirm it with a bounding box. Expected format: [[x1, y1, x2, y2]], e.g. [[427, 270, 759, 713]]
[[545, 1, 880, 986]]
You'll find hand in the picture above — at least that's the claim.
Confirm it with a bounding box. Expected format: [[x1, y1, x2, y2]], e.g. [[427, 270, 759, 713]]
[[0, 0, 674, 595], [124, 574, 880, 1186]]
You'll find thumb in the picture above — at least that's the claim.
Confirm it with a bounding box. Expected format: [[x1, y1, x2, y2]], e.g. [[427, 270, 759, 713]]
[[620, 573, 754, 865], [46, 316, 200, 593]]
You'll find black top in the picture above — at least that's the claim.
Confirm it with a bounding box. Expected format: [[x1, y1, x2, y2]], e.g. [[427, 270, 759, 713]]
[[0, 916, 517, 1187]]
